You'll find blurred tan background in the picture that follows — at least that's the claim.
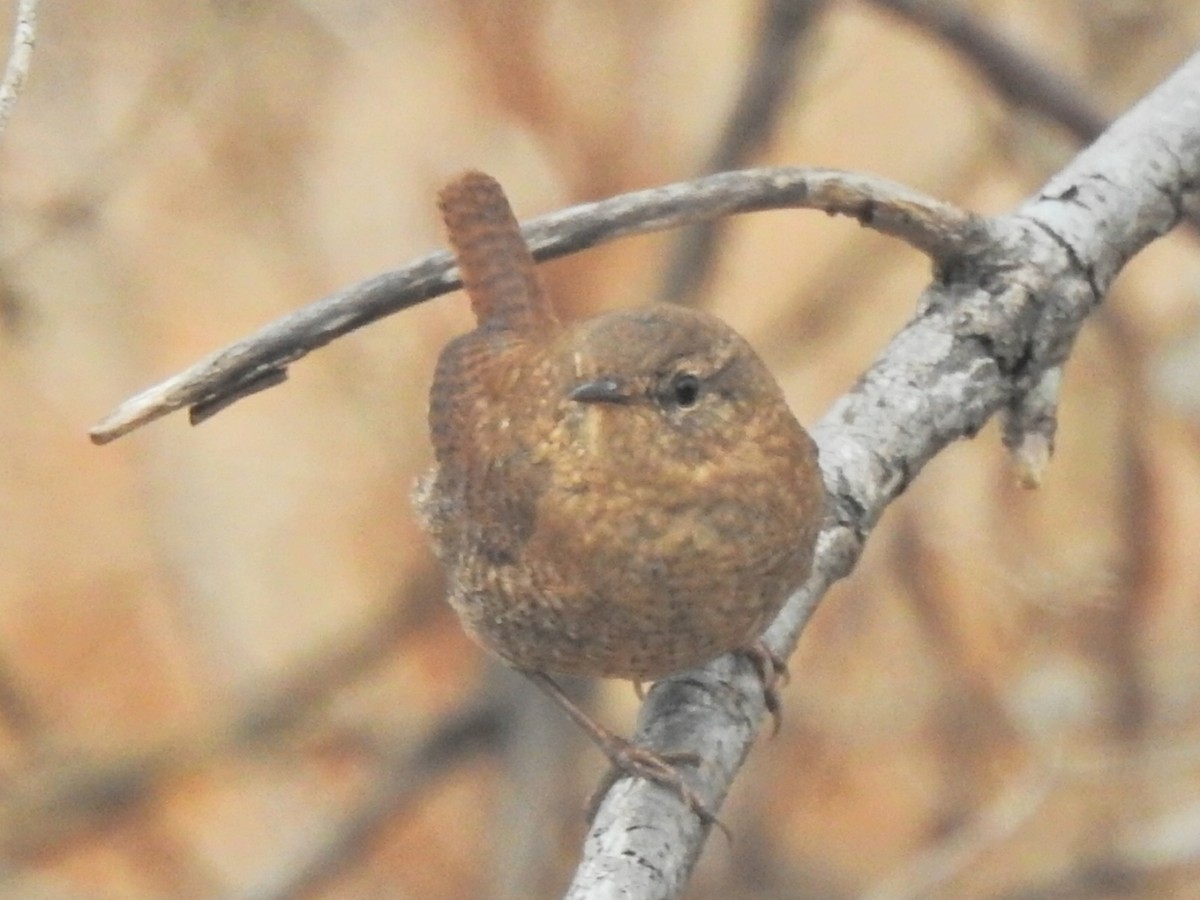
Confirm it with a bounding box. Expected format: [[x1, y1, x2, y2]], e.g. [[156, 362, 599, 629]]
[[3, 0, 1200, 897]]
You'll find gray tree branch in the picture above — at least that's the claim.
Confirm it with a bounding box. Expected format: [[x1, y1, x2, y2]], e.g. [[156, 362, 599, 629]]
[[0, 0, 36, 138], [564, 48, 1200, 900]]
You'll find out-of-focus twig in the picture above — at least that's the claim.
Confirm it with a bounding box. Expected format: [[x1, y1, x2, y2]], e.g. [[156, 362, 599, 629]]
[[0, 586, 445, 859], [863, 0, 1108, 141], [241, 694, 510, 900], [492, 671, 593, 900], [659, 0, 828, 303], [0, 651, 42, 737], [860, 752, 1061, 900]]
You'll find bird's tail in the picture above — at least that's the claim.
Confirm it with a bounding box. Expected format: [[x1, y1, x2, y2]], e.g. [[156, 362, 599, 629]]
[[437, 171, 558, 334]]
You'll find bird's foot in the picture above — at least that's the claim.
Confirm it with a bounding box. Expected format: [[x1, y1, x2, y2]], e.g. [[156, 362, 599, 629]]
[[739, 641, 789, 735], [586, 735, 729, 840], [520, 670, 727, 836]]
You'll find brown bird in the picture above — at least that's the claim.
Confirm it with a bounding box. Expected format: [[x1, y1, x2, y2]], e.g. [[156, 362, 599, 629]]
[[414, 171, 824, 824]]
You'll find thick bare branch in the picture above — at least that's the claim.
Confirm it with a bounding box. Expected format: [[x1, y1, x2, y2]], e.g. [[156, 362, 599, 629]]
[[88, 168, 979, 444], [565, 48, 1200, 899]]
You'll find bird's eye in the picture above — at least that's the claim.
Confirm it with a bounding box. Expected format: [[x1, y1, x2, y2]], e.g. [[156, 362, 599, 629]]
[[669, 372, 702, 409]]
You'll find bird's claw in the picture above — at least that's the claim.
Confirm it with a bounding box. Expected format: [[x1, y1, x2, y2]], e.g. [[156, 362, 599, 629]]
[[740, 641, 789, 735], [586, 737, 730, 841]]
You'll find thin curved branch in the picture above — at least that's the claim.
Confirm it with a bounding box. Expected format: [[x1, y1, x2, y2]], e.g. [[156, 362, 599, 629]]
[[0, 0, 37, 137], [565, 48, 1200, 899], [88, 168, 980, 444]]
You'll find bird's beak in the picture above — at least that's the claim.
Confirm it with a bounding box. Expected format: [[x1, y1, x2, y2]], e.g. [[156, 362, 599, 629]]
[[569, 377, 632, 405]]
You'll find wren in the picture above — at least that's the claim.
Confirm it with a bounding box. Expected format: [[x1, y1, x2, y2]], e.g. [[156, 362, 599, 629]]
[[414, 171, 824, 824]]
